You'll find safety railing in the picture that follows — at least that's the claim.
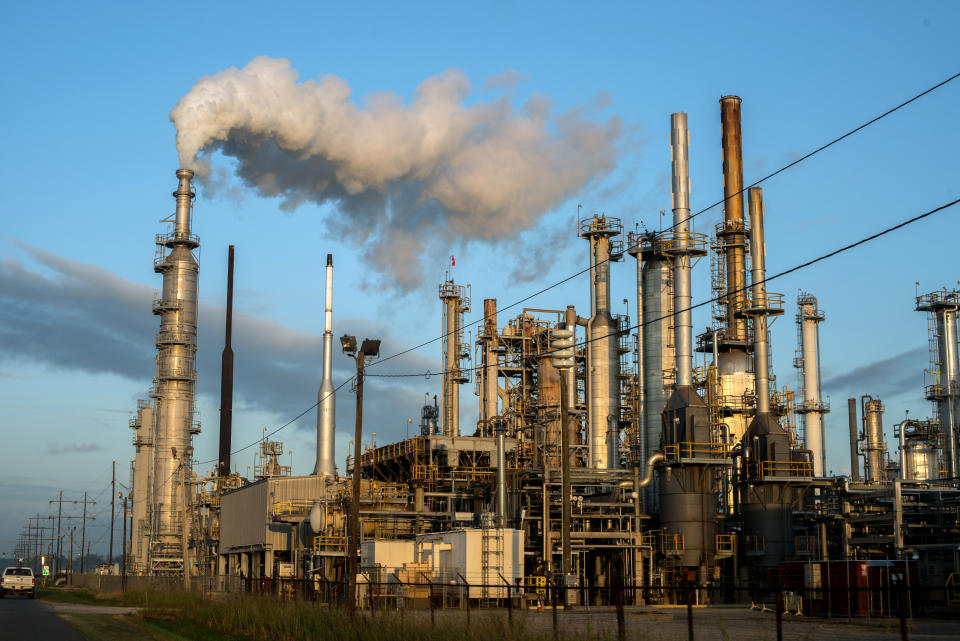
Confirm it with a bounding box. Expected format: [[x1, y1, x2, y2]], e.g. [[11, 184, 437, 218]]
[[312, 535, 346, 553], [743, 291, 785, 313], [716, 533, 736, 554], [760, 460, 813, 477], [579, 215, 622, 237], [655, 230, 709, 254], [151, 298, 182, 314], [271, 500, 315, 518], [664, 441, 730, 460], [156, 231, 200, 247]]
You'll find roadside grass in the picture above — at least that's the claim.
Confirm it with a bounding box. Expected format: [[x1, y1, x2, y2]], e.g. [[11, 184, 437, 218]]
[[58, 611, 256, 641], [157, 595, 593, 641], [40, 584, 200, 609]]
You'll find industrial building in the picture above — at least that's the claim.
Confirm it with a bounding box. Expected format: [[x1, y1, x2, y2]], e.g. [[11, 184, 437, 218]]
[[125, 96, 960, 605]]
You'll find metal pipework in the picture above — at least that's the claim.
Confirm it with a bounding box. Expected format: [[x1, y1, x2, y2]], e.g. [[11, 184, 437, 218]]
[[481, 299, 499, 436], [670, 112, 693, 388], [151, 168, 200, 571], [861, 395, 886, 483], [847, 398, 860, 481], [218, 245, 235, 477], [314, 254, 336, 476], [796, 293, 827, 476], [720, 96, 749, 342]]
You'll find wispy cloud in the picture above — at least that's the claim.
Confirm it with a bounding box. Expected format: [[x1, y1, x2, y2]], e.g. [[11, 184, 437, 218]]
[[483, 68, 528, 92], [47, 442, 103, 455], [821, 347, 926, 399], [0, 243, 441, 444]]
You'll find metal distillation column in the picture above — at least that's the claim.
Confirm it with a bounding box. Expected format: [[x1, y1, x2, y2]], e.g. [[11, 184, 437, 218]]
[[130, 400, 154, 571], [580, 215, 623, 468], [861, 396, 887, 483], [916, 290, 960, 477], [795, 294, 827, 476], [671, 114, 693, 388], [314, 254, 337, 476], [439, 279, 470, 437], [150, 168, 200, 573]]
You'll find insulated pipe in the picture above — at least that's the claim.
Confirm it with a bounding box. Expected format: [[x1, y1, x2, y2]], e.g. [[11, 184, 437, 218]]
[[720, 97, 748, 341], [670, 112, 693, 387], [748, 187, 770, 414], [495, 420, 508, 526], [218, 245, 235, 477], [848, 398, 860, 481], [314, 254, 336, 476]]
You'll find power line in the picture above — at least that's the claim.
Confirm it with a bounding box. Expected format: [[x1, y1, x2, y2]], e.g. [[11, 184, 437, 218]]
[[365, 70, 960, 372], [364, 196, 960, 378]]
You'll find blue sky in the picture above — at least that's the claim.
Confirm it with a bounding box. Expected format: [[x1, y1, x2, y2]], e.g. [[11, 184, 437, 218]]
[[1, 1, 958, 558]]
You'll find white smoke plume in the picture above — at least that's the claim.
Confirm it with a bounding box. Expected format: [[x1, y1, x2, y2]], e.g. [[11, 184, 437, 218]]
[[170, 57, 623, 290]]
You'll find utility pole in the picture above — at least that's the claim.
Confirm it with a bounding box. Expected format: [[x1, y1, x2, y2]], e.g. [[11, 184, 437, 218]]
[[68, 528, 74, 581], [77, 492, 96, 573], [110, 461, 116, 567], [55, 491, 62, 574], [340, 334, 380, 617]]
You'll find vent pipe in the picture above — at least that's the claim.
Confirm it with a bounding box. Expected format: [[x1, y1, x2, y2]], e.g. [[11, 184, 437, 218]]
[[217, 245, 235, 477], [747, 187, 770, 413], [314, 254, 336, 476]]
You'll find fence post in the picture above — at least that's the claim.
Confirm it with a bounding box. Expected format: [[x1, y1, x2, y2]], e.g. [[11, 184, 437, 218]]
[[775, 584, 783, 641], [899, 582, 909, 641], [457, 572, 471, 626], [614, 572, 625, 641], [551, 575, 559, 641], [686, 581, 694, 641], [499, 572, 513, 627]]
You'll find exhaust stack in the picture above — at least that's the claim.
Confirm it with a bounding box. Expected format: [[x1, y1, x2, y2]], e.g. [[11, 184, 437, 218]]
[[218, 245, 235, 477], [314, 254, 337, 477]]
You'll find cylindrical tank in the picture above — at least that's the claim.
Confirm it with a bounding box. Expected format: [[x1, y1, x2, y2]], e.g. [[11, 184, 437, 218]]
[[862, 396, 886, 483], [660, 465, 717, 568], [904, 440, 937, 480]]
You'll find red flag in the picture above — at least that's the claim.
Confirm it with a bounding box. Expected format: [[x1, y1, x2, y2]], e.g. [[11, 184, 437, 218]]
[[450, 255, 455, 267]]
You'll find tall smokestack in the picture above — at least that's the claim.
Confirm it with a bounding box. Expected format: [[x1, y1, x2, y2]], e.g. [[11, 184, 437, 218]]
[[747, 187, 770, 413], [720, 96, 748, 343], [670, 112, 693, 387], [314, 254, 336, 476], [218, 246, 235, 477]]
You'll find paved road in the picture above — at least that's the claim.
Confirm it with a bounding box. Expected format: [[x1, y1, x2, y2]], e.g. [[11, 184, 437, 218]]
[[0, 595, 85, 640]]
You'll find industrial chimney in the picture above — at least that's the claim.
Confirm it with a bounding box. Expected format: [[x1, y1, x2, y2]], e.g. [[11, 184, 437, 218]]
[[314, 254, 337, 477]]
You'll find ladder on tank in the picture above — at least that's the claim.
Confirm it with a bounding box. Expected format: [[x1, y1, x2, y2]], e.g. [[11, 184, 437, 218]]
[[480, 516, 503, 600]]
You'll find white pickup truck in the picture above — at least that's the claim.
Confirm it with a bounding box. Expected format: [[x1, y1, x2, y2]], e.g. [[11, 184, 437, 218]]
[[1, 566, 36, 598]]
